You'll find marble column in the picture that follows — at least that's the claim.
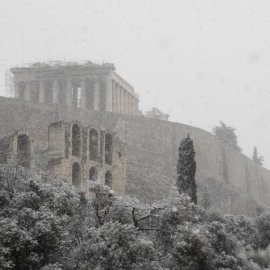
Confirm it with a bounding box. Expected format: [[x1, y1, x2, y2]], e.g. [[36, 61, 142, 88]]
[[123, 88, 127, 114], [112, 80, 116, 112], [126, 93, 129, 114], [115, 82, 120, 113], [66, 79, 72, 106], [79, 79, 86, 109], [135, 99, 139, 115], [39, 80, 45, 103], [106, 79, 113, 112], [52, 79, 59, 104], [132, 97, 136, 115], [14, 82, 19, 98], [130, 97, 134, 115], [94, 79, 99, 111], [126, 92, 130, 114], [121, 89, 125, 114], [123, 90, 128, 114], [25, 81, 31, 101], [119, 87, 123, 113], [128, 94, 132, 115]]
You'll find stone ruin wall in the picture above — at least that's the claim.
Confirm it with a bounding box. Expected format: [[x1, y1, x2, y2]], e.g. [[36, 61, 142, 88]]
[[0, 96, 269, 215]]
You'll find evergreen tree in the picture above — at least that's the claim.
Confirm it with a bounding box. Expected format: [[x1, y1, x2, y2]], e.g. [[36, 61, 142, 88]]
[[213, 121, 241, 152], [176, 135, 197, 204], [252, 146, 264, 166]]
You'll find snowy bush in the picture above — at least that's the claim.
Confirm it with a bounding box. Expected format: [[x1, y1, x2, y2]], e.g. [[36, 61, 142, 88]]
[[0, 164, 269, 269]]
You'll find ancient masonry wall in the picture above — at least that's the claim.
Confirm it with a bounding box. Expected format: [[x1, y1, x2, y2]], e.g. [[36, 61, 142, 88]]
[[0, 96, 269, 215]]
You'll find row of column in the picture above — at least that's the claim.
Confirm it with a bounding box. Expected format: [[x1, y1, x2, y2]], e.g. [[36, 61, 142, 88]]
[[14, 78, 139, 116], [14, 78, 102, 110], [111, 80, 139, 115]]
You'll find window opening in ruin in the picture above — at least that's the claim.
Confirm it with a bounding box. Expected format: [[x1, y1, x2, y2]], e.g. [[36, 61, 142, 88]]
[[18, 81, 26, 100], [58, 79, 67, 105], [72, 162, 81, 187], [30, 81, 40, 103], [17, 134, 31, 168], [105, 171, 112, 188], [89, 128, 98, 161], [105, 133, 113, 165], [89, 167, 98, 181], [72, 124, 81, 157], [44, 80, 53, 103], [72, 81, 81, 108]]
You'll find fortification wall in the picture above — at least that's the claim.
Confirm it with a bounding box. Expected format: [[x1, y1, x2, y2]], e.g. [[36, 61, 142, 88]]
[[0, 96, 269, 215]]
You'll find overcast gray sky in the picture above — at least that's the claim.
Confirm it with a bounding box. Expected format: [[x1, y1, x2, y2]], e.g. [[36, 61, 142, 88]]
[[0, 0, 270, 168]]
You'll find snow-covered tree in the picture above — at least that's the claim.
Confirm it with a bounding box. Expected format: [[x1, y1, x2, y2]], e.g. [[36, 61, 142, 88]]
[[1, 164, 268, 270], [176, 135, 197, 204], [0, 165, 89, 269], [201, 184, 211, 210], [213, 121, 241, 152]]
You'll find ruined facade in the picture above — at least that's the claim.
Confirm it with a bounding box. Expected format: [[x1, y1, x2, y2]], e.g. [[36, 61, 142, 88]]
[[47, 121, 126, 194], [0, 121, 126, 195], [0, 130, 34, 168], [1, 61, 270, 215]]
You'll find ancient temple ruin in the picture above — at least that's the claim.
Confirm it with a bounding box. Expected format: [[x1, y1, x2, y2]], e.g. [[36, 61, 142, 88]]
[[11, 61, 139, 115]]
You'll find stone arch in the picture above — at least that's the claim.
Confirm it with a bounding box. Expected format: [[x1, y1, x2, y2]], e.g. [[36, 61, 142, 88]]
[[89, 128, 98, 161], [72, 124, 81, 157], [89, 167, 97, 181], [72, 162, 81, 187], [105, 133, 113, 165], [17, 134, 31, 168], [105, 170, 112, 188]]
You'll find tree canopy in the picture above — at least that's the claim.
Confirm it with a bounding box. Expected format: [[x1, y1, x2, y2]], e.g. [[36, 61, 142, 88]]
[[0, 164, 270, 269], [213, 121, 241, 152]]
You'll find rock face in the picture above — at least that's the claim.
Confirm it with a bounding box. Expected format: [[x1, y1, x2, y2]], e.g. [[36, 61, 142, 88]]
[[0, 96, 269, 215]]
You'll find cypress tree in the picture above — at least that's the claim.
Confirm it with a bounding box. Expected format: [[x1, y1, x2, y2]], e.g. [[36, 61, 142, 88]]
[[252, 146, 264, 166], [176, 135, 197, 204]]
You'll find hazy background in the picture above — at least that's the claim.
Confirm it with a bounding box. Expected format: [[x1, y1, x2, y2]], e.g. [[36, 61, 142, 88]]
[[0, 0, 269, 168]]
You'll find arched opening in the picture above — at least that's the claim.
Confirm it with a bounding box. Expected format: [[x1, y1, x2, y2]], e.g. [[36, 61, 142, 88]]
[[89, 167, 97, 181], [105, 133, 112, 165], [72, 162, 81, 187], [89, 128, 98, 161], [17, 134, 31, 168], [72, 124, 81, 157], [105, 171, 112, 188]]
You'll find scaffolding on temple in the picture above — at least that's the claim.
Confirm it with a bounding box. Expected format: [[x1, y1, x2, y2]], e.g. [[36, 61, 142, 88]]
[[5, 69, 14, 97]]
